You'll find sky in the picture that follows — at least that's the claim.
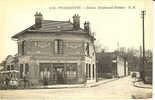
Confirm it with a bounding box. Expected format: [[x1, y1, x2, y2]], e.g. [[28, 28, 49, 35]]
[[0, 0, 153, 62]]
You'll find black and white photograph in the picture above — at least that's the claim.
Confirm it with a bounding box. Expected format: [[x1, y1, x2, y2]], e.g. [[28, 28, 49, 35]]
[[0, 0, 153, 99]]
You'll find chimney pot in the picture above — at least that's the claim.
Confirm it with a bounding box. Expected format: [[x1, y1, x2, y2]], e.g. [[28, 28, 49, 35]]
[[84, 21, 90, 33], [72, 14, 80, 30], [35, 12, 43, 28]]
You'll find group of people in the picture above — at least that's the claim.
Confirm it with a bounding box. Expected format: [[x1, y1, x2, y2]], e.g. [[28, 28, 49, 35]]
[[0, 73, 30, 89], [0, 74, 14, 89]]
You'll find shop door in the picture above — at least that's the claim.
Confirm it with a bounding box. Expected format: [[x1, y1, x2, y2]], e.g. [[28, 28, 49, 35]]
[[55, 67, 64, 84], [40, 63, 51, 85]]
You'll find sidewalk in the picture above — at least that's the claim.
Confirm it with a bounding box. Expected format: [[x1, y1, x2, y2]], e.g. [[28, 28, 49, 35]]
[[133, 80, 152, 89], [86, 78, 119, 87], [32, 84, 85, 89], [30, 78, 118, 89]]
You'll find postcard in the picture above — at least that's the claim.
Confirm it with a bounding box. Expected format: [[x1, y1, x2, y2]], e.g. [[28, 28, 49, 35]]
[[0, 0, 153, 99]]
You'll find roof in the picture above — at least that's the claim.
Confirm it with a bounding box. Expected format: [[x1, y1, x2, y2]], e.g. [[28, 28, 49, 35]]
[[12, 20, 94, 39]]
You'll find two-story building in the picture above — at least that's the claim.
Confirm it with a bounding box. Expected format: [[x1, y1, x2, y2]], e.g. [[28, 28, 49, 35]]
[[12, 12, 96, 85]]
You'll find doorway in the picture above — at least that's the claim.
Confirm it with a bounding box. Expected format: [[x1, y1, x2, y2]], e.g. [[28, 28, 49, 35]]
[[55, 67, 64, 84]]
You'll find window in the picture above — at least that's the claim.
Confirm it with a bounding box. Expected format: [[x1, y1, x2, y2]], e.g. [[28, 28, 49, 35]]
[[54, 39, 64, 54], [7, 65, 10, 71], [25, 63, 29, 74], [89, 64, 91, 78], [20, 63, 29, 78], [20, 64, 23, 78], [11, 65, 14, 70], [21, 41, 25, 55], [86, 43, 89, 56], [86, 64, 88, 78], [66, 63, 77, 80], [39, 63, 51, 80], [92, 64, 95, 79]]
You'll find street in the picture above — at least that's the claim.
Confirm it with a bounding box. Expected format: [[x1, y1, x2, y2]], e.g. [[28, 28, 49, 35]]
[[0, 77, 152, 99]]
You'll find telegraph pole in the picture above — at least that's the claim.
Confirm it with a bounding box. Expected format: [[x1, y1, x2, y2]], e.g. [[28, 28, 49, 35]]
[[141, 10, 146, 82]]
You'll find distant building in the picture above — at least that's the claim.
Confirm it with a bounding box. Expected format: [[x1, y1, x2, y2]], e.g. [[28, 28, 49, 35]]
[[96, 52, 128, 79], [116, 56, 128, 77], [96, 52, 117, 79], [12, 12, 96, 85], [4, 55, 18, 72], [0, 55, 19, 82]]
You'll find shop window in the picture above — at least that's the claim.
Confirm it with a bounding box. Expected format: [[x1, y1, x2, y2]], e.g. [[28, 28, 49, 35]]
[[39, 63, 51, 80], [54, 39, 64, 54], [66, 64, 77, 80]]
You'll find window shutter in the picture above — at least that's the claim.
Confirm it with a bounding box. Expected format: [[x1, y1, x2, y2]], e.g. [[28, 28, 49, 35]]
[[25, 63, 29, 74], [21, 41, 25, 55], [18, 42, 22, 56], [54, 40, 58, 54]]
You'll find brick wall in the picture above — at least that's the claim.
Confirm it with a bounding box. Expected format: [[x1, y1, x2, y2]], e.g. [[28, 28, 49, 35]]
[[17, 33, 90, 57]]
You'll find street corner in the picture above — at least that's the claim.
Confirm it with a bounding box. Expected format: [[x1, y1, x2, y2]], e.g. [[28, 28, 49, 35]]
[[133, 80, 152, 89]]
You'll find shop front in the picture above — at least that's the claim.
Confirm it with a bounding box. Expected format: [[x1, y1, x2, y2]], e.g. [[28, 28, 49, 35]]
[[39, 63, 78, 85]]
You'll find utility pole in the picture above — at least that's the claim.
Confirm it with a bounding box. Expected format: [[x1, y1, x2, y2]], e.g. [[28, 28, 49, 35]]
[[141, 10, 146, 82]]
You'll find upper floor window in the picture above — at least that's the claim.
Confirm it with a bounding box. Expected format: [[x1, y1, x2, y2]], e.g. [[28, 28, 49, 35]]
[[7, 65, 10, 71], [86, 43, 90, 56], [11, 65, 14, 70], [54, 39, 64, 54], [21, 40, 25, 55]]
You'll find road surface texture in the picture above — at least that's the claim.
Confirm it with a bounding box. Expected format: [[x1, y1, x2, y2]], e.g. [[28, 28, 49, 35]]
[[0, 77, 152, 99]]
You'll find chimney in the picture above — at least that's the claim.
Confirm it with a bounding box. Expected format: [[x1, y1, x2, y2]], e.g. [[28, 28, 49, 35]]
[[73, 14, 80, 30], [34, 12, 43, 28], [84, 21, 90, 33]]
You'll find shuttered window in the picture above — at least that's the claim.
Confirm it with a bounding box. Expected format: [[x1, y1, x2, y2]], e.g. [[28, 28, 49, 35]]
[[21, 41, 25, 55], [54, 39, 64, 54]]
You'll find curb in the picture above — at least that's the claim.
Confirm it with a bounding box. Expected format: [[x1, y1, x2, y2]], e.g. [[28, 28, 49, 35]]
[[87, 78, 119, 88], [0, 78, 119, 90], [133, 81, 152, 89]]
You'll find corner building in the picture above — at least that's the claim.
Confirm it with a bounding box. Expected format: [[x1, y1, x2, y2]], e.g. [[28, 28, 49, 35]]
[[12, 13, 96, 85]]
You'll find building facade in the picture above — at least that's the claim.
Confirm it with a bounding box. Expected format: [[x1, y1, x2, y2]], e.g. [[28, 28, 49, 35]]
[[4, 55, 18, 72], [116, 56, 128, 77], [12, 13, 96, 85], [96, 52, 117, 79], [96, 52, 128, 79]]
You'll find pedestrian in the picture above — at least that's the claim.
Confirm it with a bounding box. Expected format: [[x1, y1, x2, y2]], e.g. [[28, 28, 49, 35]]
[[5, 75, 10, 89]]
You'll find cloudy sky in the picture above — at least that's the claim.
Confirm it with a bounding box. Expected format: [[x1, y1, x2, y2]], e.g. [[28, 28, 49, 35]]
[[0, 0, 153, 62]]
